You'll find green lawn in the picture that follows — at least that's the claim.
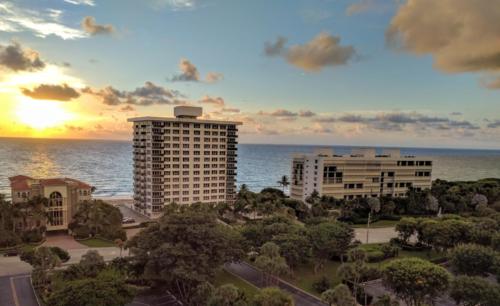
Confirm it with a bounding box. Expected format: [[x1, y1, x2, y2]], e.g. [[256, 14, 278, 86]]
[[283, 261, 342, 296], [77, 238, 116, 248], [350, 219, 400, 228], [214, 269, 259, 297], [282, 245, 446, 298]]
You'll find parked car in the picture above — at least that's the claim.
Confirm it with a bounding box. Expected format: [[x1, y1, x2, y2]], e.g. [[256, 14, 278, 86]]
[[3, 248, 19, 257], [122, 217, 136, 224]]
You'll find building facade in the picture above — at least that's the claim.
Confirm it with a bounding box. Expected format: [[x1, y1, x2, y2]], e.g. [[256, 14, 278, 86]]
[[9, 175, 93, 231], [290, 148, 432, 202], [128, 106, 241, 218]]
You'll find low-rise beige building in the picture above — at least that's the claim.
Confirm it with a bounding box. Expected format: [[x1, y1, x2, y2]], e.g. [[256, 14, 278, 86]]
[[9, 175, 93, 231], [291, 148, 432, 202]]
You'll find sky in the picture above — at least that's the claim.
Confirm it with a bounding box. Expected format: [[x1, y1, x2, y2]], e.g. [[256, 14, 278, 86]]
[[0, 0, 500, 149]]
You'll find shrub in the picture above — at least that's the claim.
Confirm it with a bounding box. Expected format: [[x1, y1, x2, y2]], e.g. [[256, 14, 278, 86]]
[[0, 230, 21, 248], [73, 226, 90, 239], [380, 244, 399, 259], [50, 247, 70, 263], [360, 266, 382, 281], [366, 250, 385, 263], [450, 244, 495, 276], [491, 233, 500, 251], [312, 276, 331, 293], [21, 228, 43, 243]]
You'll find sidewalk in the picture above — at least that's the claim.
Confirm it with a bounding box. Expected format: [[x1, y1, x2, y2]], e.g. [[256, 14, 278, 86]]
[[225, 262, 326, 306]]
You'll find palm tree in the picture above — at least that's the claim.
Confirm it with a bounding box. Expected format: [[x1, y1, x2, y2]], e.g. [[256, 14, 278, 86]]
[[277, 175, 290, 193], [0, 195, 16, 232]]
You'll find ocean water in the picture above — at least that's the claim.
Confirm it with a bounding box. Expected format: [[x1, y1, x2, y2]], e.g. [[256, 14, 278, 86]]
[[1, 137, 500, 198]]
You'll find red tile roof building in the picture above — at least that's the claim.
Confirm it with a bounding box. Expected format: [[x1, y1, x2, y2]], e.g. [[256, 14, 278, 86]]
[[9, 175, 93, 231]]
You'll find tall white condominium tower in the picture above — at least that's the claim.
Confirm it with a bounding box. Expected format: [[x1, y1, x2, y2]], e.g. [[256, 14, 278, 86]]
[[291, 148, 433, 202], [128, 106, 241, 218]]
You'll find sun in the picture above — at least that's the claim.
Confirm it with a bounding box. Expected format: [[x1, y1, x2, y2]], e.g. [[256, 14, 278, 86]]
[[15, 99, 74, 130]]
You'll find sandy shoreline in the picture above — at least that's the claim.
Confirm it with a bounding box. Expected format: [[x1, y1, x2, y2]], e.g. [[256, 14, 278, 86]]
[[93, 196, 133, 206]]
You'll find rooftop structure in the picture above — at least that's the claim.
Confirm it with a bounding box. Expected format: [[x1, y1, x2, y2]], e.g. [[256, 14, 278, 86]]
[[290, 148, 433, 202]]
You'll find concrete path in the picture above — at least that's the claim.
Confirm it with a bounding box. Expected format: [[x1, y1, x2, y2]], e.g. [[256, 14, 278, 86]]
[[225, 262, 327, 306], [354, 227, 398, 244], [42, 233, 87, 249]]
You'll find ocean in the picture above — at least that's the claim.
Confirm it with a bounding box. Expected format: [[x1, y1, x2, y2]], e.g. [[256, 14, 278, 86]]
[[1, 137, 500, 198]]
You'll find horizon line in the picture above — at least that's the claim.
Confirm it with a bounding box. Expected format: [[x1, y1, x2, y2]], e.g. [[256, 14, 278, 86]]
[[1, 136, 500, 152]]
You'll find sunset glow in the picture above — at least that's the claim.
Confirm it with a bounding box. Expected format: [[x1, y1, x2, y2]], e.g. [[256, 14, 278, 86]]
[[0, 0, 499, 148], [15, 99, 74, 130]]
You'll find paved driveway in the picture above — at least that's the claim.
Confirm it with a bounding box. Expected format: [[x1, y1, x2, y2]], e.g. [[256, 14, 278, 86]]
[[225, 262, 327, 306], [0, 274, 39, 306], [43, 233, 86, 249]]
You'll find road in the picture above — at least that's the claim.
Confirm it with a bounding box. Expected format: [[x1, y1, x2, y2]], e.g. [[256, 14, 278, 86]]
[[225, 262, 327, 306], [0, 274, 39, 306], [0, 247, 128, 277]]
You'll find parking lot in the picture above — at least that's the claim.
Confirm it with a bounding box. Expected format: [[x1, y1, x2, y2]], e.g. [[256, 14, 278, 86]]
[[116, 203, 150, 226]]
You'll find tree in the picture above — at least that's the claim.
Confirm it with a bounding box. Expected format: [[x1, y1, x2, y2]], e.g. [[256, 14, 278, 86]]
[[366, 197, 381, 243], [471, 193, 488, 209], [46, 269, 135, 306], [450, 244, 495, 276], [306, 190, 320, 206], [337, 248, 368, 297], [254, 242, 289, 286], [450, 275, 500, 306], [79, 250, 106, 277], [382, 257, 451, 306], [22, 246, 62, 290], [277, 176, 290, 193], [395, 217, 418, 244], [127, 204, 244, 303], [308, 222, 354, 272], [69, 200, 125, 241], [272, 232, 311, 270], [321, 284, 356, 306], [251, 287, 294, 306], [208, 284, 247, 306]]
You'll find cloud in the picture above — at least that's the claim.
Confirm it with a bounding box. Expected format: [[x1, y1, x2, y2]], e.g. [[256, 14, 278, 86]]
[[265, 32, 357, 71], [65, 124, 83, 131], [83, 81, 185, 106], [331, 112, 480, 132], [22, 83, 80, 101], [81, 16, 114, 35], [121, 105, 135, 112], [64, 0, 95, 6], [314, 116, 336, 123], [169, 58, 222, 83], [386, 0, 500, 89], [222, 108, 240, 113], [264, 36, 287, 56], [205, 72, 224, 83], [152, 0, 201, 10], [487, 120, 500, 128], [301, 9, 332, 23], [170, 58, 200, 82], [346, 0, 375, 16], [198, 95, 225, 107], [0, 2, 86, 39], [0, 42, 45, 71], [259, 109, 299, 117], [299, 110, 316, 117], [450, 112, 463, 116]]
